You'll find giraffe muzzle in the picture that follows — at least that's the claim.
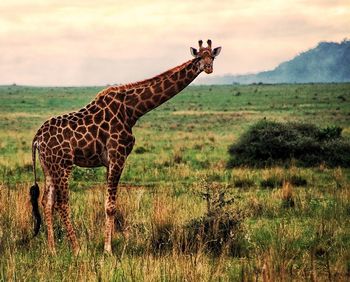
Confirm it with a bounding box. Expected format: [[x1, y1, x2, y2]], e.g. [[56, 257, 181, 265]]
[[204, 67, 213, 74]]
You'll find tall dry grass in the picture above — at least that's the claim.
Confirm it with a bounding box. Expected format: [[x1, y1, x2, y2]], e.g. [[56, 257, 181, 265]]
[[1, 168, 350, 281]]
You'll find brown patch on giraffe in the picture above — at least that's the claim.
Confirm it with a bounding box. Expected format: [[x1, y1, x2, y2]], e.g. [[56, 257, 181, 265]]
[[88, 124, 99, 137], [136, 88, 143, 94], [96, 98, 107, 108], [164, 86, 176, 96], [104, 109, 112, 122], [85, 132, 94, 142], [74, 132, 84, 141], [48, 136, 59, 148], [126, 89, 134, 95], [42, 125, 49, 133], [93, 110, 103, 124], [109, 102, 119, 115], [76, 126, 87, 135], [140, 89, 152, 100], [145, 100, 155, 109], [95, 140, 103, 154], [115, 92, 125, 101], [61, 119, 68, 127], [62, 127, 73, 139], [50, 117, 57, 125], [103, 95, 113, 105], [89, 104, 98, 112], [151, 83, 163, 93], [152, 95, 162, 104], [84, 115, 93, 125], [169, 71, 177, 81], [136, 102, 147, 113], [100, 121, 110, 131], [57, 134, 64, 143], [163, 79, 172, 89], [49, 125, 58, 135], [74, 148, 84, 158], [77, 138, 87, 148], [75, 112, 84, 119], [98, 129, 109, 143], [69, 121, 78, 131], [71, 138, 78, 147], [179, 68, 186, 80], [70, 116, 78, 122]]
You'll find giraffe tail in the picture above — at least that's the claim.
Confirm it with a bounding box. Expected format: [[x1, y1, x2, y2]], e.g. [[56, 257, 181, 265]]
[[30, 138, 41, 237]]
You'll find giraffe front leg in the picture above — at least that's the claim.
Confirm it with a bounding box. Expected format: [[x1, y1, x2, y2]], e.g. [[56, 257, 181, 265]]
[[104, 136, 134, 254], [104, 163, 123, 254]]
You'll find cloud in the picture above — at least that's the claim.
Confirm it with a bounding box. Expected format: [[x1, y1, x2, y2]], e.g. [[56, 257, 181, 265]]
[[0, 0, 349, 85]]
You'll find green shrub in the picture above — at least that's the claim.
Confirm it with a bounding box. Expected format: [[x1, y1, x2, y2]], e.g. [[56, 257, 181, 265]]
[[227, 120, 350, 168], [134, 146, 148, 154], [260, 173, 307, 189], [260, 176, 283, 189], [234, 178, 255, 189], [288, 175, 307, 186]]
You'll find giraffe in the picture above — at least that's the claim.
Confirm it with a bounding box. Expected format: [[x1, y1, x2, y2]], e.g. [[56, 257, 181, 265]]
[[30, 39, 222, 255]]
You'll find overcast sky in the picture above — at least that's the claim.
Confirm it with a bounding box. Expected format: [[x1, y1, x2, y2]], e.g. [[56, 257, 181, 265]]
[[0, 0, 349, 86]]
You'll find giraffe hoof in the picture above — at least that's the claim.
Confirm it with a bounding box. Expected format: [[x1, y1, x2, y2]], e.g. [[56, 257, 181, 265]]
[[73, 247, 81, 256], [104, 246, 113, 255], [49, 248, 57, 256]]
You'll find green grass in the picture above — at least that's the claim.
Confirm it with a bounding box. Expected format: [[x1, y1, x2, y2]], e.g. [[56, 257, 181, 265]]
[[0, 83, 350, 280]]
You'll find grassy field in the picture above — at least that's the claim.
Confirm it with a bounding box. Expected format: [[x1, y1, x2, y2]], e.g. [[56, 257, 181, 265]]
[[0, 83, 350, 281]]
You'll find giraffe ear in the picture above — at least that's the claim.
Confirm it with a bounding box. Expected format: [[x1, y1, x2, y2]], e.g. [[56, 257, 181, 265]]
[[213, 47, 222, 57], [190, 47, 198, 57]]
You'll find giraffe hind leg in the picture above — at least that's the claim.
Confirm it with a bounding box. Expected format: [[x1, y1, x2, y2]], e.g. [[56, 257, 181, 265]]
[[56, 190, 80, 255], [43, 174, 56, 255], [54, 168, 80, 255]]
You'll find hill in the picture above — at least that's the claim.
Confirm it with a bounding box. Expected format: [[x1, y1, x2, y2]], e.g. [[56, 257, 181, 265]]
[[198, 39, 350, 84]]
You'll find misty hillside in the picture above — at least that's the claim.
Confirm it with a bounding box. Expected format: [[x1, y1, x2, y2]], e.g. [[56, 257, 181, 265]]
[[198, 40, 350, 84]]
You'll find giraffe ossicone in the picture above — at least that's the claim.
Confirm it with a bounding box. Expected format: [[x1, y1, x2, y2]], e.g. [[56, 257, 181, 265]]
[[30, 40, 222, 255]]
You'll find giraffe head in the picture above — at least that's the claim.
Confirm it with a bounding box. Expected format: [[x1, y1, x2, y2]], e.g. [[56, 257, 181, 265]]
[[190, 39, 221, 74]]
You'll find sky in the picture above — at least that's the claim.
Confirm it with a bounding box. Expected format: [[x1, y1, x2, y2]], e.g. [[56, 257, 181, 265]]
[[0, 0, 349, 86]]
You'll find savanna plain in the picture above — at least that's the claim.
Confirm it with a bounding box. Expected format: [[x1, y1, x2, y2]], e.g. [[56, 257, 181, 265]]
[[0, 83, 350, 281]]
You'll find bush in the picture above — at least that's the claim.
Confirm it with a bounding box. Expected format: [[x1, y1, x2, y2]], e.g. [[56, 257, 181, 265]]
[[260, 173, 307, 189], [288, 175, 307, 187], [134, 146, 148, 154], [260, 176, 283, 189], [234, 178, 255, 189], [184, 210, 242, 256], [227, 120, 350, 168], [182, 182, 245, 256]]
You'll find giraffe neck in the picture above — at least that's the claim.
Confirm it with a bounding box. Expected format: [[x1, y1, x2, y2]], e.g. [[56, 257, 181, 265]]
[[121, 58, 201, 125]]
